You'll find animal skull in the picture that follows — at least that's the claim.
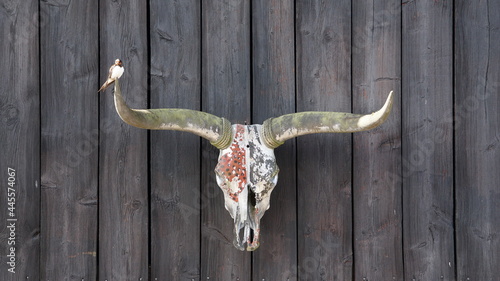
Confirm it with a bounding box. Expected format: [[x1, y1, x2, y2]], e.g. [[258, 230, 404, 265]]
[[215, 124, 279, 250], [110, 79, 393, 251]]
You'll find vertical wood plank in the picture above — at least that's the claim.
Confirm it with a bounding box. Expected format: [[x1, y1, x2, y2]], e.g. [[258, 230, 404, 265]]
[[98, 1, 149, 280], [201, 0, 251, 279], [40, 1, 99, 279], [296, 1, 353, 280], [149, 0, 201, 279], [401, 1, 455, 279], [0, 1, 39, 279], [252, 0, 297, 280], [455, 0, 500, 279], [352, 0, 403, 280]]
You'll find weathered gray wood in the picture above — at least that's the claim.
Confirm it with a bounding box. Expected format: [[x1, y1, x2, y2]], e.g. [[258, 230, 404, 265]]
[[296, 1, 353, 280], [201, 0, 252, 279], [0, 1, 39, 279], [98, 1, 149, 280], [251, 0, 297, 279], [455, 0, 500, 279], [401, 1, 455, 280], [40, 0, 99, 279], [6, 1, 500, 278], [352, 1, 403, 280], [149, 0, 201, 279]]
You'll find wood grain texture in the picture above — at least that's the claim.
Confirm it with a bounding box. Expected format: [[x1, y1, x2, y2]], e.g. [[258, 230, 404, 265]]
[[402, 1, 455, 280], [352, 0, 403, 280], [296, 1, 353, 280], [455, 0, 500, 279], [40, 0, 99, 279], [0, 1, 40, 279], [98, 0, 149, 280], [201, 0, 252, 279], [5, 1, 500, 278], [149, 0, 201, 280], [251, 0, 297, 280]]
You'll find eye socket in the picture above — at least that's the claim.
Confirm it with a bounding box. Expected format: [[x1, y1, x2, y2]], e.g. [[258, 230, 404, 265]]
[[247, 184, 257, 207], [270, 166, 280, 178]]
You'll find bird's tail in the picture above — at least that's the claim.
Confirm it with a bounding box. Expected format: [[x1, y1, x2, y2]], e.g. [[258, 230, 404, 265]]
[[98, 79, 115, 92]]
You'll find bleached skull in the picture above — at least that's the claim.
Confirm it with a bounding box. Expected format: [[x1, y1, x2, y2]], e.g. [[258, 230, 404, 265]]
[[109, 79, 393, 251], [215, 124, 279, 250]]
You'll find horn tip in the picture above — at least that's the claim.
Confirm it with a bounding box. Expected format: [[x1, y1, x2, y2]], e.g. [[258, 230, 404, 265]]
[[387, 90, 394, 104], [356, 91, 394, 129]]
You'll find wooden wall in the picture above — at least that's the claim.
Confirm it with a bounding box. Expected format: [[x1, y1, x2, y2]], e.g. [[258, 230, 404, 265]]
[[1, 0, 499, 280]]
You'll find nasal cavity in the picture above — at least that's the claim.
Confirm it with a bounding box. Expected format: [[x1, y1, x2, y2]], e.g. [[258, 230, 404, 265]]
[[249, 227, 255, 244], [247, 184, 256, 207], [238, 224, 255, 245]]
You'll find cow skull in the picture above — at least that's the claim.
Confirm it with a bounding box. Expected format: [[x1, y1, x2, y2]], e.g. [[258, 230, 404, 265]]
[[110, 79, 393, 251], [214, 124, 279, 250]]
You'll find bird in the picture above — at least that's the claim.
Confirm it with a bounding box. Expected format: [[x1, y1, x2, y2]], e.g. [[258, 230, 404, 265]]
[[98, 59, 124, 92]]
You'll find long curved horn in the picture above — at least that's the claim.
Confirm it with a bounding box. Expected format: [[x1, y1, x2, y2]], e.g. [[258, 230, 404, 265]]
[[262, 91, 394, 148], [113, 79, 233, 149]]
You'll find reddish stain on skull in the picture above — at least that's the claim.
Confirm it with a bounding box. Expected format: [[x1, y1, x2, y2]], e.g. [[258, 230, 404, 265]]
[[215, 125, 247, 202]]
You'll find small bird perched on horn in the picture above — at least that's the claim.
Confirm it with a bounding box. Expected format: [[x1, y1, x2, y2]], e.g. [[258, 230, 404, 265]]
[[98, 59, 124, 92]]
